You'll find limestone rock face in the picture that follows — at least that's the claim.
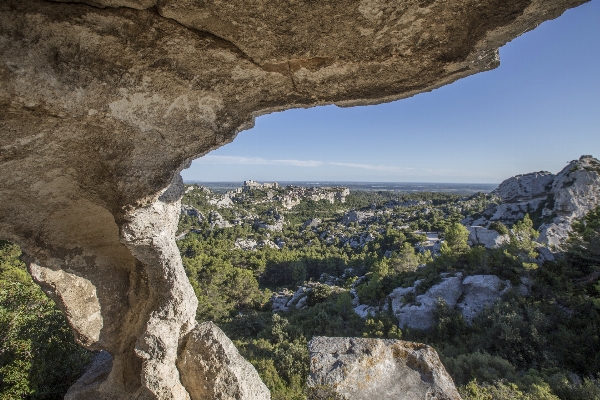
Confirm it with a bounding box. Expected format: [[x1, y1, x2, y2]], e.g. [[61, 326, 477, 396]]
[[540, 156, 600, 247], [177, 322, 270, 400], [465, 156, 600, 249], [0, 0, 588, 397], [65, 351, 113, 399], [457, 275, 511, 323], [392, 275, 463, 331], [388, 274, 510, 330], [493, 172, 556, 202], [467, 226, 509, 249], [307, 336, 461, 400]]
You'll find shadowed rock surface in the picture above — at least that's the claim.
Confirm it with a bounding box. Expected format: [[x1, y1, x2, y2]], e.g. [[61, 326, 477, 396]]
[[307, 336, 461, 400], [0, 0, 589, 397]]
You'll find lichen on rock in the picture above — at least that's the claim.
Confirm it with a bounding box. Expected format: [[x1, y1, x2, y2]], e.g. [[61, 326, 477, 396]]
[[307, 336, 461, 400]]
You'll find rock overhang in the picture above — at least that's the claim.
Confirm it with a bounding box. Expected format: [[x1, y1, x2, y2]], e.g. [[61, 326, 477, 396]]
[[0, 0, 591, 398]]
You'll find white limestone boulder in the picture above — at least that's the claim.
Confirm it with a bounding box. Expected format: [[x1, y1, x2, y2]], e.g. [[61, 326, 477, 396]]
[[178, 322, 271, 400], [457, 275, 511, 323], [392, 275, 463, 331], [307, 336, 461, 400], [467, 226, 509, 249]]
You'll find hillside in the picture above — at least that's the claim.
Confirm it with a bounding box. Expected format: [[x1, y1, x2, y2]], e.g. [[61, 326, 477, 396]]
[[170, 156, 600, 399], [1, 156, 599, 399]]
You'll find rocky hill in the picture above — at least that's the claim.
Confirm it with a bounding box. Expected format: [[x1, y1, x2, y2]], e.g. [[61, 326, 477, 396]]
[[1, 0, 590, 396], [463, 155, 600, 248], [187, 156, 600, 343]]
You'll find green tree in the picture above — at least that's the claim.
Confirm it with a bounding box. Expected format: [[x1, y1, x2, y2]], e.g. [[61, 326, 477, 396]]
[[508, 214, 539, 269], [390, 242, 424, 273], [441, 223, 470, 254], [0, 241, 92, 399]]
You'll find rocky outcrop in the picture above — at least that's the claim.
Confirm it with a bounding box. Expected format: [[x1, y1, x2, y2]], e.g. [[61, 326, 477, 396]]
[[385, 274, 510, 330], [303, 218, 322, 230], [234, 238, 258, 251], [307, 336, 461, 400], [342, 210, 375, 225], [208, 194, 234, 209], [465, 171, 554, 227], [256, 217, 285, 232], [210, 211, 233, 229], [390, 275, 464, 330], [465, 156, 600, 248], [271, 283, 344, 313], [456, 275, 511, 323], [278, 186, 348, 210], [494, 172, 556, 202], [467, 226, 509, 249], [182, 205, 205, 223], [271, 289, 294, 313], [177, 322, 270, 400], [0, 0, 588, 396], [540, 156, 600, 247]]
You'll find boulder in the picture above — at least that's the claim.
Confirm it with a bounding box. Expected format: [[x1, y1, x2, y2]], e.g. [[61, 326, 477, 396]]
[[178, 322, 271, 400], [457, 275, 511, 323], [467, 226, 509, 249], [271, 290, 293, 313], [307, 336, 461, 400], [393, 275, 463, 330], [272, 285, 311, 312]]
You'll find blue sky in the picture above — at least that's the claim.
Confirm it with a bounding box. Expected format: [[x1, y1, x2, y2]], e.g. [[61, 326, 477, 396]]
[[182, 1, 600, 184]]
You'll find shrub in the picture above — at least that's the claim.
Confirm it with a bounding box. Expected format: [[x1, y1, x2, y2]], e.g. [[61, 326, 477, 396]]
[[0, 241, 92, 399], [489, 221, 509, 235]]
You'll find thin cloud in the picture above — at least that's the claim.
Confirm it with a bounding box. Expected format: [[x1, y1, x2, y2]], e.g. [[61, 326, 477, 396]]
[[191, 155, 499, 181], [197, 155, 489, 175], [197, 155, 323, 167], [198, 155, 411, 171]]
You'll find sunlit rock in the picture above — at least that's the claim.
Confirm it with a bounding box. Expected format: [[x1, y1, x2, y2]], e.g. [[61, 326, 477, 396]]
[[0, 0, 589, 396], [307, 336, 461, 400]]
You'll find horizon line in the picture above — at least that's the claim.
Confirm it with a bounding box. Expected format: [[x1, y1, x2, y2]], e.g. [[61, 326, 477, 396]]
[[183, 180, 500, 185]]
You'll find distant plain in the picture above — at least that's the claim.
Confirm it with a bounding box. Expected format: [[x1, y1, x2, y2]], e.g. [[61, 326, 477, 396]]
[[184, 181, 497, 194]]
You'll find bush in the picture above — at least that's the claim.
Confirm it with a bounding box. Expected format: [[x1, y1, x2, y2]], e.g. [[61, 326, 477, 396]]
[[0, 241, 92, 399], [307, 385, 346, 400], [443, 352, 517, 386], [306, 284, 333, 307], [489, 221, 509, 235]]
